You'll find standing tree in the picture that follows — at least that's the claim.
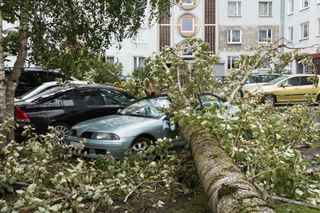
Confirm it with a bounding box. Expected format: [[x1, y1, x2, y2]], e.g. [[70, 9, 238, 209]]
[[0, 0, 172, 142]]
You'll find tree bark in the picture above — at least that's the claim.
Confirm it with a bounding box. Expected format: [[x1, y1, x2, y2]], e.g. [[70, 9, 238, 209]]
[[180, 121, 275, 213], [0, 3, 6, 123], [3, 7, 29, 143]]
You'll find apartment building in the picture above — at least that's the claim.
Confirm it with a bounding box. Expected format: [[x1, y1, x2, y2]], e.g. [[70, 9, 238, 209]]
[[105, 0, 216, 76], [284, 0, 320, 74], [4, 0, 319, 75], [109, 0, 283, 76], [217, 0, 281, 75]]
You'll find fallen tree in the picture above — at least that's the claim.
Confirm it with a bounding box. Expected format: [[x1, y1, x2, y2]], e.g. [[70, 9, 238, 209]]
[[128, 39, 320, 212], [180, 122, 276, 212]]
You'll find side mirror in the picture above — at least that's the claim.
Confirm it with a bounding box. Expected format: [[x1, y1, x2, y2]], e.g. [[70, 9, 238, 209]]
[[169, 119, 176, 131], [163, 116, 176, 131]]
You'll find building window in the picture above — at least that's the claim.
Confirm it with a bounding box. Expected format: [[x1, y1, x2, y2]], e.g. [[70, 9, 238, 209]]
[[179, 0, 198, 10], [205, 0, 216, 53], [106, 56, 115, 64], [177, 13, 199, 37], [227, 56, 239, 70], [288, 26, 293, 42], [159, 5, 171, 51], [300, 22, 309, 40], [227, 29, 241, 44], [301, 0, 309, 9], [288, 0, 294, 14], [228, 1, 242, 17], [259, 1, 272, 16], [258, 29, 272, 43], [133, 57, 145, 69], [182, 17, 193, 32]]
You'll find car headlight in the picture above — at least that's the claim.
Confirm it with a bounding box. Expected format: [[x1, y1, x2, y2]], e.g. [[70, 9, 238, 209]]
[[91, 133, 120, 140]]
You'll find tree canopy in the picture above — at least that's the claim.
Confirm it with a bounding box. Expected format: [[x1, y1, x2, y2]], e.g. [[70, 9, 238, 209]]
[[2, 0, 172, 73]]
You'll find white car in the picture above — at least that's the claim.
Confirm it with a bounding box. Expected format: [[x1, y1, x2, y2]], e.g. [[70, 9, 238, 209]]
[[16, 80, 88, 102], [241, 74, 281, 97]]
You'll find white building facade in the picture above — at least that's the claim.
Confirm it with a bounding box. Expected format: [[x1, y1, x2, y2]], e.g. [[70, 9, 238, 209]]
[[284, 0, 320, 74], [216, 0, 282, 75], [105, 0, 217, 76]]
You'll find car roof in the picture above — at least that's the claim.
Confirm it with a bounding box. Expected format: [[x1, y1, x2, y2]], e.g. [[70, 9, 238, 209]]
[[251, 73, 281, 76], [71, 84, 125, 92], [283, 74, 319, 77]]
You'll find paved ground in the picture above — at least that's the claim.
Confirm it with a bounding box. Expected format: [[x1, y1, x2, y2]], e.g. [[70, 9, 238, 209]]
[[299, 146, 320, 166]]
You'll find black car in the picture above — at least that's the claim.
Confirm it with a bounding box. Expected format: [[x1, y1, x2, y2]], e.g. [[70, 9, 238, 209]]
[[15, 85, 135, 139], [5, 67, 77, 97]]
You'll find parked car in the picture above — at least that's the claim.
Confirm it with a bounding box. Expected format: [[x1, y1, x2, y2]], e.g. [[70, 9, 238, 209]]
[[246, 74, 320, 105], [15, 85, 135, 139], [241, 73, 281, 97], [65, 94, 233, 158], [5, 67, 78, 97], [16, 80, 88, 102]]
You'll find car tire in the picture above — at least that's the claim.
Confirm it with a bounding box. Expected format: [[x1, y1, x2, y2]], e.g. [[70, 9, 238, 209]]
[[52, 122, 71, 138], [317, 95, 320, 105], [131, 137, 152, 157], [264, 95, 276, 105]]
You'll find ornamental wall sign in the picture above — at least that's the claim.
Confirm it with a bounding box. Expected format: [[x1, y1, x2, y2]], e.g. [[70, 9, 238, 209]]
[[179, 0, 199, 10]]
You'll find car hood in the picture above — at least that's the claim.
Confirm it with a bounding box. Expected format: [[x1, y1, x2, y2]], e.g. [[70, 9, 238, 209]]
[[73, 114, 162, 136]]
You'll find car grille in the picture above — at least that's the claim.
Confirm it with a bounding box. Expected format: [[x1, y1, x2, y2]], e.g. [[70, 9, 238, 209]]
[[95, 149, 107, 155], [81, 132, 94, 139]]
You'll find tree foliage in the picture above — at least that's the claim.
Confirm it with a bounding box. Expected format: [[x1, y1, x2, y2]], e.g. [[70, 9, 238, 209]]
[[2, 0, 173, 73], [124, 38, 221, 108], [0, 126, 198, 212]]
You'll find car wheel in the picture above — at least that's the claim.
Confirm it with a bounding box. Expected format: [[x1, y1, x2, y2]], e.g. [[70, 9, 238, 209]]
[[131, 137, 152, 158], [264, 95, 276, 105], [52, 122, 71, 139], [317, 95, 320, 105]]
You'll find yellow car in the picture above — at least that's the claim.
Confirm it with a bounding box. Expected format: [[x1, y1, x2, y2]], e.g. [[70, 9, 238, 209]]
[[246, 74, 320, 105]]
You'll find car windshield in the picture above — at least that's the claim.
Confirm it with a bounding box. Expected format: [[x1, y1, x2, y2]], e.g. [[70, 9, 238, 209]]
[[266, 75, 288, 85], [120, 96, 171, 119]]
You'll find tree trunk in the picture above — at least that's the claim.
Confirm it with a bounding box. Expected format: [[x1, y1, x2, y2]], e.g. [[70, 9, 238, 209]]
[[180, 121, 276, 213], [3, 8, 29, 143], [0, 4, 6, 123]]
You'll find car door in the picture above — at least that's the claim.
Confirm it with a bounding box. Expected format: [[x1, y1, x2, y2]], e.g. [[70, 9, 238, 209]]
[[294, 76, 318, 102], [197, 93, 224, 109], [72, 88, 110, 123], [275, 76, 302, 103]]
